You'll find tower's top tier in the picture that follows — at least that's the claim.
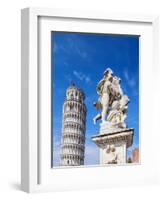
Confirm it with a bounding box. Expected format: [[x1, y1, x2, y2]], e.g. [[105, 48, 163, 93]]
[[66, 81, 85, 101]]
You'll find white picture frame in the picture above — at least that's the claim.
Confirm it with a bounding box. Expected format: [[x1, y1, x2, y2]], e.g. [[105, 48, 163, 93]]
[[21, 7, 159, 193]]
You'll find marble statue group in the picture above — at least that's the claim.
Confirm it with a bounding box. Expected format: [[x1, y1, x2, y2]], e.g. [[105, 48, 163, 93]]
[[92, 67, 134, 165], [93, 68, 129, 130]]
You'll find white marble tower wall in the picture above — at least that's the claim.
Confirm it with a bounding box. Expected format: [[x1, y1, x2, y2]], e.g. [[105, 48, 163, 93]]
[[60, 84, 86, 166]]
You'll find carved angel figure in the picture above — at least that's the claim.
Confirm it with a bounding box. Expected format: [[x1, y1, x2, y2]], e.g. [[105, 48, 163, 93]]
[[93, 68, 113, 124], [93, 67, 129, 129], [107, 95, 129, 128]]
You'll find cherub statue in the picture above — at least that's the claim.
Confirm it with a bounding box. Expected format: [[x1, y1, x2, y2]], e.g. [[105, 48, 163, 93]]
[[93, 67, 130, 130], [107, 95, 129, 128], [93, 68, 113, 124], [93, 68, 124, 124]]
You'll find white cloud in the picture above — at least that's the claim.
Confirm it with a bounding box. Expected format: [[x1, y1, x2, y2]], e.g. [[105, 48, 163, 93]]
[[124, 70, 136, 88], [85, 76, 91, 83], [63, 61, 68, 67], [76, 47, 87, 59], [124, 70, 129, 81], [66, 36, 88, 59], [73, 70, 91, 84]]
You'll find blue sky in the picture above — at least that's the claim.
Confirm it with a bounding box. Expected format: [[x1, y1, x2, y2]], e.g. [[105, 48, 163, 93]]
[[52, 32, 139, 166]]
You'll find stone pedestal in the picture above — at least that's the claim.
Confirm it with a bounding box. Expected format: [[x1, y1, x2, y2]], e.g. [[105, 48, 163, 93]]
[[92, 124, 134, 165]]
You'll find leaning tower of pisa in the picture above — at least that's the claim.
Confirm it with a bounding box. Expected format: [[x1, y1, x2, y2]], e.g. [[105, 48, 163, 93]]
[[60, 81, 87, 166]]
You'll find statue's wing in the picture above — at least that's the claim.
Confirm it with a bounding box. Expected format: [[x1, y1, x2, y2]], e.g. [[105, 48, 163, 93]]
[[96, 79, 105, 95]]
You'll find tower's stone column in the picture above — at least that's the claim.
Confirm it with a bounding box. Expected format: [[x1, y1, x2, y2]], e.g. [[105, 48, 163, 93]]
[[60, 82, 87, 166]]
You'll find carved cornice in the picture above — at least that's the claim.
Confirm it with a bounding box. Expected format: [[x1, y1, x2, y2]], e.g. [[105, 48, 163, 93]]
[[92, 128, 134, 148]]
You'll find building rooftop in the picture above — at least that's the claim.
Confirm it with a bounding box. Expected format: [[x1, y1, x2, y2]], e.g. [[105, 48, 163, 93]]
[[66, 81, 85, 99]]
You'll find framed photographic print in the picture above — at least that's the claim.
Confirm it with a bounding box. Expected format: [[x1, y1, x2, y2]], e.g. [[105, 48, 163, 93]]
[[52, 32, 139, 168], [21, 8, 159, 193]]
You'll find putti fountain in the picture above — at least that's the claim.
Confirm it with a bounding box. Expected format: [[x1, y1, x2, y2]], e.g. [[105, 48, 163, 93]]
[[92, 68, 134, 164]]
